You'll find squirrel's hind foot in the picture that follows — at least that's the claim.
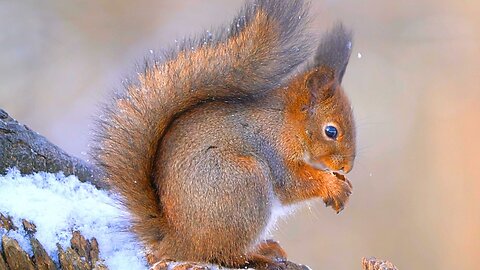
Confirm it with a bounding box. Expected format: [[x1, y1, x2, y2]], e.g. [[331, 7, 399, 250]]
[[254, 239, 287, 261], [240, 239, 288, 270]]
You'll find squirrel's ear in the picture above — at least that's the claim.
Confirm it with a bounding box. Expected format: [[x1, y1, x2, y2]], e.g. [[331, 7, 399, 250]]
[[305, 67, 336, 102], [314, 24, 352, 84]]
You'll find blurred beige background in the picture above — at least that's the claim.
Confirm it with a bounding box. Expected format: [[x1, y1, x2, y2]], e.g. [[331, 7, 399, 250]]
[[1, 0, 479, 269]]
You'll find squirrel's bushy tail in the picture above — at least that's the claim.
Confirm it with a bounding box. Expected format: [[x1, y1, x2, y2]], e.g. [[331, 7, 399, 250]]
[[92, 0, 312, 249]]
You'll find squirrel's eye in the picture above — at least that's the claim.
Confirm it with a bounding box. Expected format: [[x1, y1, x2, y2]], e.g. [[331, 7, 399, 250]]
[[324, 125, 338, 139]]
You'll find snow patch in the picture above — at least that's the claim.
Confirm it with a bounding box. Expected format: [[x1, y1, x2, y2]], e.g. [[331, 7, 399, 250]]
[[0, 169, 148, 270]]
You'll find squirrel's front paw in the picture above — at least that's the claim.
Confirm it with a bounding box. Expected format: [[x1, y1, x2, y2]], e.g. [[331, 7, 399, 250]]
[[322, 172, 352, 213]]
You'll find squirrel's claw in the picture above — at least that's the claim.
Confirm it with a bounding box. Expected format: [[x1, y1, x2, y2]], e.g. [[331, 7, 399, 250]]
[[324, 197, 334, 207]]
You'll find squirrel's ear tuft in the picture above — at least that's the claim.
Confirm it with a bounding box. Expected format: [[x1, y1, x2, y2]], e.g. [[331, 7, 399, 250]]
[[314, 24, 352, 84]]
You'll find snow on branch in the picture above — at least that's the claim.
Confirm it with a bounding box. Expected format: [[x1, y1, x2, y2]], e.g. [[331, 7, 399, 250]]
[[0, 109, 105, 189]]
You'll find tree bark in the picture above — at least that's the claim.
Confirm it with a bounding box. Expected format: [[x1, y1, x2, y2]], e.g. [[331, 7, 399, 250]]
[[0, 108, 398, 270], [0, 109, 105, 189]]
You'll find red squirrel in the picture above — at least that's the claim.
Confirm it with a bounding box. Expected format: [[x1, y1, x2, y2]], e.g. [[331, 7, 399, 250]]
[[92, 0, 355, 268]]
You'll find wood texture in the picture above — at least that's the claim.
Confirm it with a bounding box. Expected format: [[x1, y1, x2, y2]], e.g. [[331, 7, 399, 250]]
[[0, 109, 104, 189]]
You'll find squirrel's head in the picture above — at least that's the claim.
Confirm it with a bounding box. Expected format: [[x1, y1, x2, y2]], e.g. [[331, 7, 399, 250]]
[[298, 25, 356, 174], [301, 67, 355, 174]]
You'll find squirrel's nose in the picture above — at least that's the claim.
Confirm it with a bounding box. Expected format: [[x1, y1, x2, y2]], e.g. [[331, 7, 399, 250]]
[[340, 162, 353, 174]]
